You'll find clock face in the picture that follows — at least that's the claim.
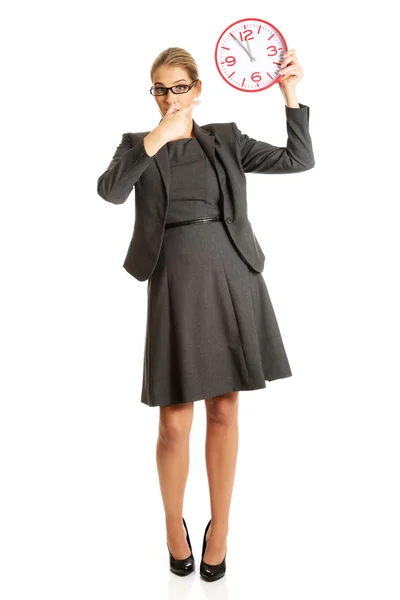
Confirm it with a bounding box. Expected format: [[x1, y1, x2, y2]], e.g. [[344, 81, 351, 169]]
[[215, 18, 288, 92]]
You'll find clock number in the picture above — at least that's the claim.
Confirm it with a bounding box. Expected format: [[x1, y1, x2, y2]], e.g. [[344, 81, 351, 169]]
[[251, 72, 262, 82], [266, 45, 278, 56], [225, 56, 236, 66], [239, 29, 254, 42]]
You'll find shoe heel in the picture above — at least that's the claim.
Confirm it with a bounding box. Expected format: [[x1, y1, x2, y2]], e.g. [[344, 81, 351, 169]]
[[167, 517, 195, 576], [199, 519, 227, 582]]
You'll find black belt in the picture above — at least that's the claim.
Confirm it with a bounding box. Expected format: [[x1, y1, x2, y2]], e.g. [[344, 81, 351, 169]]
[[165, 216, 222, 229]]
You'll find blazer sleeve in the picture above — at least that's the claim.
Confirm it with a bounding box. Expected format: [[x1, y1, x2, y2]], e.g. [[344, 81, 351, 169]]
[[232, 103, 315, 174], [97, 134, 154, 204]]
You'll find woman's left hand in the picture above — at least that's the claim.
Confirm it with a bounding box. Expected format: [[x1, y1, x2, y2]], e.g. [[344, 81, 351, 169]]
[[278, 49, 304, 90]]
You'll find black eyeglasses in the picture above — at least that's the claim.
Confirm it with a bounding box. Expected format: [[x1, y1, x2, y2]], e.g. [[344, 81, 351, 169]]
[[150, 80, 198, 96]]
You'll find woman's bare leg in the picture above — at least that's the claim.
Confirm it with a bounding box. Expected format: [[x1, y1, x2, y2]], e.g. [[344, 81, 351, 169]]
[[157, 402, 194, 559], [203, 391, 239, 564]]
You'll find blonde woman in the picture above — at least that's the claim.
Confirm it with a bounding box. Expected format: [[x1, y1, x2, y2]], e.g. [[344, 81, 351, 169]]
[[97, 46, 314, 581]]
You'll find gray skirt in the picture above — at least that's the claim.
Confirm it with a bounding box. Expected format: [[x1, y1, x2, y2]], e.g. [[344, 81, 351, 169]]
[[141, 219, 292, 407]]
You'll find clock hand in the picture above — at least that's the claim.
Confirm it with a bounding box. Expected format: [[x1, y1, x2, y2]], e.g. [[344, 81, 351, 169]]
[[230, 33, 256, 62], [246, 40, 255, 61]]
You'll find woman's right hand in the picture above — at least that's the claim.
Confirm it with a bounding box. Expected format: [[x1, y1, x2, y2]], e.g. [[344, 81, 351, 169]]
[[157, 99, 201, 142]]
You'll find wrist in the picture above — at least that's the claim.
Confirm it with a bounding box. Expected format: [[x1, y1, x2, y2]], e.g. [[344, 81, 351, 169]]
[[144, 127, 167, 157], [154, 124, 169, 145], [281, 88, 299, 108]]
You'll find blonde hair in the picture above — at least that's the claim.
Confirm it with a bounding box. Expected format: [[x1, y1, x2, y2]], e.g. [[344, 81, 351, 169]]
[[150, 47, 199, 83]]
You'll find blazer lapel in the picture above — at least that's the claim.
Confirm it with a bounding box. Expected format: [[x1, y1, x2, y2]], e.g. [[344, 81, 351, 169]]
[[193, 119, 216, 170]]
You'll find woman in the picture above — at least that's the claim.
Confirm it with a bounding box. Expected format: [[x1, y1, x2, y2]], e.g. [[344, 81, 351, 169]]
[[97, 47, 314, 581]]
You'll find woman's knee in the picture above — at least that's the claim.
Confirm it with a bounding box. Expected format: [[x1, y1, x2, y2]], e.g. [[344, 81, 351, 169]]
[[205, 392, 239, 426], [158, 402, 194, 444]]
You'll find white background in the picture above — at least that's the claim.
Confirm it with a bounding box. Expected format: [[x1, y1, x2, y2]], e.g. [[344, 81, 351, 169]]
[[1, 0, 399, 598]]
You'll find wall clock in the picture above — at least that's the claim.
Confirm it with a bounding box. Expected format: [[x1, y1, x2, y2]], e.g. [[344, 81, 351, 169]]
[[215, 18, 288, 92]]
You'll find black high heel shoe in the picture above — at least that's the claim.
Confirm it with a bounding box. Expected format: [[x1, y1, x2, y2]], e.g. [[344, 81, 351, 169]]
[[200, 519, 227, 582], [167, 517, 195, 576]]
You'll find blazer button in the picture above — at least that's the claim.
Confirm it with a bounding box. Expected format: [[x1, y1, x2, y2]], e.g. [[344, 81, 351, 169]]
[[226, 216, 233, 224]]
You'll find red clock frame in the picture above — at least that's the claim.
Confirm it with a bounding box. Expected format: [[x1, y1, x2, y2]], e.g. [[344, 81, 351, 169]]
[[215, 17, 288, 92]]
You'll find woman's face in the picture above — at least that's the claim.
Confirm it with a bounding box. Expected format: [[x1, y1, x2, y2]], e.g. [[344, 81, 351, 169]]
[[152, 65, 202, 119]]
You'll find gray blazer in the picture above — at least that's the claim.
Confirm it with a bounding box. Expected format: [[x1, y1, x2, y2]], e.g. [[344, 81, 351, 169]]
[[97, 103, 315, 282]]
